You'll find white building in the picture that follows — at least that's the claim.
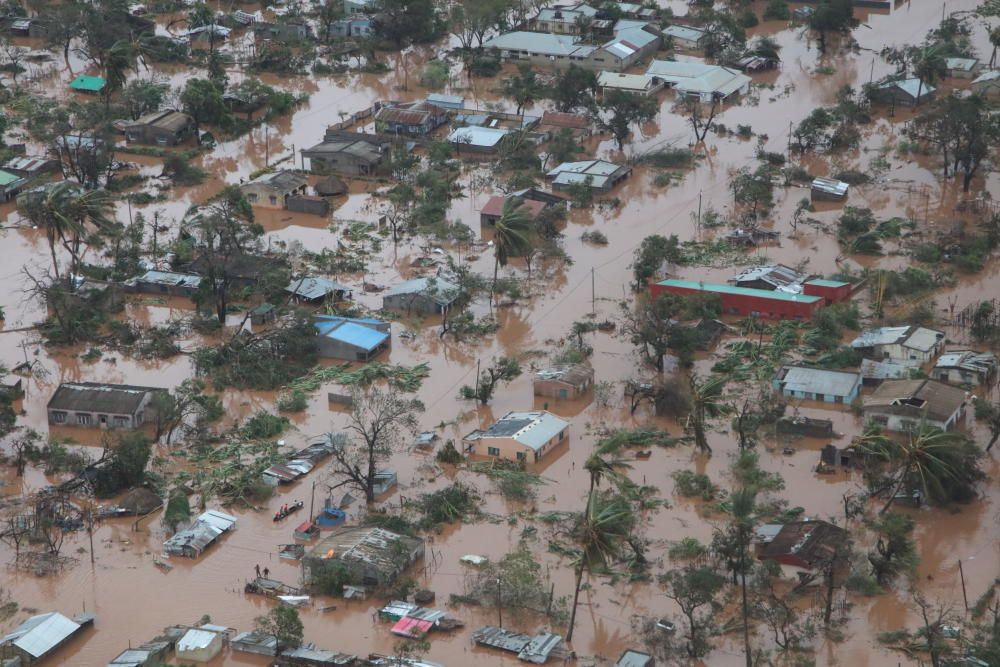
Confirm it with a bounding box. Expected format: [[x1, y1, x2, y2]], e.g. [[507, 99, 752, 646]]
[[850, 326, 945, 363]]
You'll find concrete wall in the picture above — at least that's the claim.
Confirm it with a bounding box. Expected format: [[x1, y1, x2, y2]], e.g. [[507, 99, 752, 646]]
[[383, 293, 448, 315], [287, 195, 330, 217], [533, 378, 590, 399], [864, 409, 956, 433], [47, 397, 152, 429], [467, 425, 568, 463]]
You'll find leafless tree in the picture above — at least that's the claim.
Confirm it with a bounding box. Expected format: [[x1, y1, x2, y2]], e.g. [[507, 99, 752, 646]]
[[679, 95, 722, 144], [324, 387, 421, 503]]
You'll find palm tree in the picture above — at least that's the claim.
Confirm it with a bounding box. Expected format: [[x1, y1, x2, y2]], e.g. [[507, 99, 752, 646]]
[[566, 438, 634, 642], [23, 183, 115, 282], [103, 40, 136, 107], [730, 488, 757, 667], [684, 374, 729, 454], [855, 420, 982, 513], [910, 45, 947, 106], [490, 199, 534, 310], [566, 491, 634, 643]]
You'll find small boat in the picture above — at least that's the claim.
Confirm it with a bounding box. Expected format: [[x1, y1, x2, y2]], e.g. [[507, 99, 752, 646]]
[[634, 450, 652, 460], [315, 506, 347, 529], [293, 521, 320, 541], [273, 500, 304, 522]]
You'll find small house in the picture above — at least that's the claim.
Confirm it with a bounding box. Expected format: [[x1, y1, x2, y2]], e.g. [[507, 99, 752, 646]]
[[107, 641, 171, 666], [255, 20, 310, 43], [772, 366, 860, 404], [931, 350, 998, 387], [546, 159, 631, 193], [472, 626, 564, 663], [382, 276, 461, 315], [184, 24, 231, 46], [645, 61, 751, 102], [1, 155, 58, 178], [850, 325, 945, 362], [187, 253, 288, 289], [0, 611, 94, 665], [970, 70, 1000, 101], [232, 631, 278, 656], [240, 170, 309, 209], [123, 110, 195, 146], [945, 57, 978, 79], [662, 24, 706, 49], [303, 526, 424, 589], [810, 177, 849, 202], [733, 55, 778, 72], [801, 278, 851, 305], [69, 75, 106, 94], [538, 111, 591, 138], [279, 645, 359, 665], [480, 195, 547, 227], [426, 93, 465, 109], [163, 509, 237, 558], [448, 126, 513, 155], [301, 135, 388, 177], [533, 365, 594, 400], [176, 628, 224, 663], [343, 0, 375, 13], [285, 277, 353, 304], [326, 16, 373, 38], [616, 650, 655, 667], [249, 303, 277, 326], [47, 382, 165, 429], [876, 78, 935, 106], [0, 377, 23, 400], [0, 169, 27, 202], [463, 410, 570, 463], [597, 72, 663, 97], [374, 101, 449, 137], [124, 270, 203, 298], [314, 315, 390, 361], [859, 358, 920, 386], [863, 379, 967, 432], [756, 520, 847, 569]]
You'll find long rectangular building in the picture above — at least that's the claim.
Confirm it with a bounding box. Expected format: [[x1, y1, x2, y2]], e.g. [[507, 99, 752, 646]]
[[651, 279, 824, 320]]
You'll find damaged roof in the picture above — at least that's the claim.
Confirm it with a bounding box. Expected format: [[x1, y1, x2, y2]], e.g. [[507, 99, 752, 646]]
[[730, 264, 805, 290], [285, 276, 353, 300], [384, 276, 461, 305], [307, 526, 423, 576], [850, 325, 944, 352], [863, 379, 967, 422], [464, 411, 570, 451], [2, 612, 83, 659], [472, 626, 564, 663], [757, 520, 847, 568], [534, 365, 594, 386]]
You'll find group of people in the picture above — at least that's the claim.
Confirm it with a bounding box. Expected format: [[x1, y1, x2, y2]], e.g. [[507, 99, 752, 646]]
[[254, 564, 270, 579]]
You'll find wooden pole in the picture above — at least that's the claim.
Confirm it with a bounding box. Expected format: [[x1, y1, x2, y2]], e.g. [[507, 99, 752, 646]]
[[958, 559, 968, 612]]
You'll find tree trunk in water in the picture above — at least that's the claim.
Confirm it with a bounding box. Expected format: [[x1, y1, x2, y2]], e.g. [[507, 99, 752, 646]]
[[824, 561, 835, 625], [987, 432, 998, 453], [566, 564, 584, 642], [741, 568, 752, 667], [491, 255, 499, 312]]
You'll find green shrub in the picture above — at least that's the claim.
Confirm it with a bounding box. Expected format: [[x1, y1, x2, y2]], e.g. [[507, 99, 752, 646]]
[[763, 0, 790, 20], [671, 470, 717, 500]]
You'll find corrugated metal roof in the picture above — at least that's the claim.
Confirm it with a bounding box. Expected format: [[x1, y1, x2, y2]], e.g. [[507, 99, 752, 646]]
[[3, 156, 52, 172], [384, 277, 460, 304], [484, 31, 595, 57], [177, 629, 219, 652], [656, 279, 822, 303], [69, 75, 106, 91], [469, 411, 570, 451], [47, 382, 162, 414], [597, 72, 652, 90], [812, 177, 849, 197], [448, 126, 510, 148], [547, 159, 623, 177], [320, 321, 390, 351], [663, 25, 705, 42], [775, 366, 860, 398], [945, 57, 977, 71], [904, 327, 945, 352], [427, 93, 465, 108], [879, 77, 935, 99], [972, 69, 1000, 84], [285, 276, 352, 300], [0, 170, 25, 187], [199, 509, 237, 531], [4, 612, 82, 659], [135, 270, 202, 288]]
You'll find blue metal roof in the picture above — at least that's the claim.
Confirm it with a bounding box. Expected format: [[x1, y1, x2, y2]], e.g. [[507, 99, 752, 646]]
[[318, 321, 389, 351]]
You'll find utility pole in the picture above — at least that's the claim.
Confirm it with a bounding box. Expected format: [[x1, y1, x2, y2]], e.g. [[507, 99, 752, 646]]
[[309, 479, 317, 521], [264, 124, 269, 167], [696, 190, 703, 231], [958, 559, 968, 612], [496, 578, 502, 628], [590, 267, 597, 315], [474, 358, 481, 399]]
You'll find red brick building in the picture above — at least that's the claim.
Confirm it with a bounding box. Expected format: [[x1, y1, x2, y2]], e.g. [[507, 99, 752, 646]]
[[651, 279, 824, 320]]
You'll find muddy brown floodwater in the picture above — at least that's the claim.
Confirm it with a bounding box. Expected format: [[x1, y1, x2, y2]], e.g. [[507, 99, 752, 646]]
[[1, 0, 999, 665]]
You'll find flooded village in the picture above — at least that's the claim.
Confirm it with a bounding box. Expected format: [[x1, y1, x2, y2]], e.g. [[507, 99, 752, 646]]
[[0, 0, 998, 662]]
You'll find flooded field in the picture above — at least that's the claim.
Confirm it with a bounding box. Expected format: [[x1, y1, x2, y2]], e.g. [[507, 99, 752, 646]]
[[0, 0, 998, 664]]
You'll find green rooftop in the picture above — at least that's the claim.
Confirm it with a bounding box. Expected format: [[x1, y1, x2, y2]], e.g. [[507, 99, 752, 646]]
[[69, 75, 106, 92], [805, 278, 849, 288], [0, 170, 22, 187], [656, 279, 823, 303]]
